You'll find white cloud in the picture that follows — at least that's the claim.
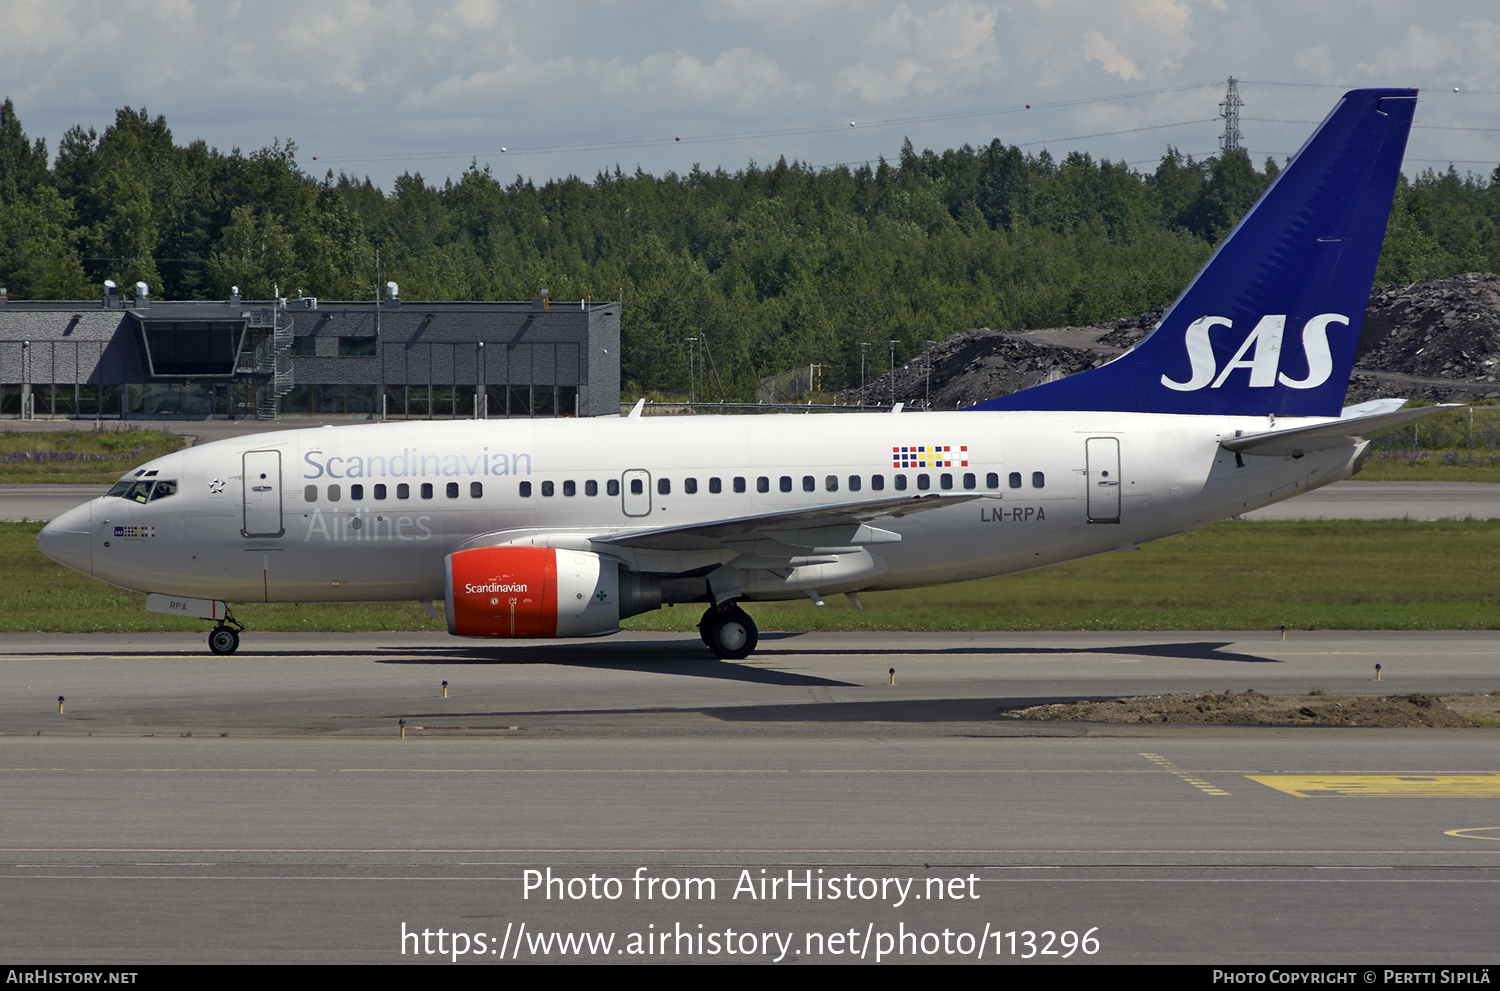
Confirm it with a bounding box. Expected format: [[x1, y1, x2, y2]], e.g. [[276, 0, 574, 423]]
[[838, 1, 999, 102], [1072, 0, 1196, 80], [0, 1, 1496, 189], [613, 47, 794, 106]]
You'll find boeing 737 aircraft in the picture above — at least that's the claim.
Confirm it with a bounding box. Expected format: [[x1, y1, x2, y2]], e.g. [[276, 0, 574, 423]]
[[39, 89, 1450, 659]]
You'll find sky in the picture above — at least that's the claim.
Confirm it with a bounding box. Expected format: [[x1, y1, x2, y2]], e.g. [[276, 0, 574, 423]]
[[2, 0, 1498, 191]]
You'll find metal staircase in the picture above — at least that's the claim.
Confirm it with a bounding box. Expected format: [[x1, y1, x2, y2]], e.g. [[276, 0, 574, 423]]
[[249, 306, 295, 419]]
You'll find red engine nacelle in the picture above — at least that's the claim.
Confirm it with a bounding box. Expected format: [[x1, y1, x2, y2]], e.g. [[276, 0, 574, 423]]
[[444, 545, 624, 638]]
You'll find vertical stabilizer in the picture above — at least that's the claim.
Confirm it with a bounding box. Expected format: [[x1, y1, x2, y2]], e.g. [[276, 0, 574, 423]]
[[969, 89, 1417, 417]]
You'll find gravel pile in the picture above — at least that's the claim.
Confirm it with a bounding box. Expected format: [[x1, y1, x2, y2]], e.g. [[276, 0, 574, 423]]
[[1004, 690, 1489, 728], [846, 273, 1500, 409]]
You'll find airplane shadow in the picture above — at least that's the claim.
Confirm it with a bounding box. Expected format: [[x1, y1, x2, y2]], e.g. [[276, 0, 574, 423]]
[[754, 640, 1281, 664], [375, 639, 858, 688], [4, 638, 1278, 672]]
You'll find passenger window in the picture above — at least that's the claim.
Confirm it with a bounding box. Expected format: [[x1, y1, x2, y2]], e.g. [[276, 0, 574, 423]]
[[374, 483, 387, 500], [735, 477, 747, 493], [709, 477, 721, 494], [470, 482, 483, 498], [825, 475, 838, 492], [986, 473, 999, 489], [446, 482, 459, 499], [607, 479, 620, 496], [148, 480, 177, 502], [940, 473, 953, 490], [757, 477, 769, 493], [684, 478, 697, 494], [519, 481, 532, 497], [871, 475, 885, 491], [563, 480, 576, 497], [848, 475, 861, 492], [894, 475, 908, 491], [585, 480, 598, 496], [658, 478, 671, 496], [421, 483, 434, 499], [328, 484, 341, 502], [304, 485, 318, 503], [397, 483, 410, 499], [630, 479, 643, 495], [541, 481, 554, 497], [800, 476, 813, 492], [780, 476, 792, 493], [963, 473, 976, 490], [917, 474, 931, 491], [1032, 472, 1046, 489], [1009, 472, 1022, 489], [350, 484, 364, 500]]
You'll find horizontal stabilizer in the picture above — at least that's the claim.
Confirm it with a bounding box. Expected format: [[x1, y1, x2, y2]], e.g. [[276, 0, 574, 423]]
[[1221, 404, 1460, 457]]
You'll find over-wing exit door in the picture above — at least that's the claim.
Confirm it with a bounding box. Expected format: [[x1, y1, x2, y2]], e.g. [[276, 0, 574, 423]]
[[621, 469, 652, 517]]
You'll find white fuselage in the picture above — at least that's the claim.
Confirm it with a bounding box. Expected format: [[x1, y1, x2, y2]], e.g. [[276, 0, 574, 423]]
[[41, 410, 1359, 607]]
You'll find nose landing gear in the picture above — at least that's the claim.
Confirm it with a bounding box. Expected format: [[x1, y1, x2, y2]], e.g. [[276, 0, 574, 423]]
[[698, 603, 758, 660], [208, 609, 246, 655]]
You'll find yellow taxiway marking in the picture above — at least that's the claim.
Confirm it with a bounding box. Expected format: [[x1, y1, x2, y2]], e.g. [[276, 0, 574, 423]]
[[1140, 753, 1229, 796], [1445, 827, 1500, 841], [1250, 774, 1500, 798]]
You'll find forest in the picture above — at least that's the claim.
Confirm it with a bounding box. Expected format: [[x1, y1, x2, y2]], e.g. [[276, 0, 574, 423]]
[[1, 99, 1497, 400]]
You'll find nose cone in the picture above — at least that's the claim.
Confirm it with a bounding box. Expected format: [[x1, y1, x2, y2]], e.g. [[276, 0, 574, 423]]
[[38, 502, 93, 577]]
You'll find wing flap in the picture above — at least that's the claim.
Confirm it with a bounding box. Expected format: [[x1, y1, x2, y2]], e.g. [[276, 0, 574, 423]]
[[592, 493, 985, 551]]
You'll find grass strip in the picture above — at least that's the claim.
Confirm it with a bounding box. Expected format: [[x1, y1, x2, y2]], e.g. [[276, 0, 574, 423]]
[[2, 519, 1496, 634], [0, 430, 187, 483]]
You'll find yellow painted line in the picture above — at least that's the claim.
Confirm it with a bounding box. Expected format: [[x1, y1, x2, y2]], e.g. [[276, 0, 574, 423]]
[[1251, 774, 1500, 798], [1445, 827, 1500, 841], [1140, 753, 1230, 796]]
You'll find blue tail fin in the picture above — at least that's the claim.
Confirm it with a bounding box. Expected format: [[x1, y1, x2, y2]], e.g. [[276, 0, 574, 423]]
[[969, 89, 1416, 417]]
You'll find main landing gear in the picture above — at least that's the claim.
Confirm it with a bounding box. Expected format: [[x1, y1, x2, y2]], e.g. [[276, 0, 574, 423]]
[[208, 608, 246, 655], [699, 603, 758, 660]]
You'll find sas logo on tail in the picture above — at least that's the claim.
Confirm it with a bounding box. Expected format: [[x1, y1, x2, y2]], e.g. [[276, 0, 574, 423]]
[[1161, 314, 1347, 392]]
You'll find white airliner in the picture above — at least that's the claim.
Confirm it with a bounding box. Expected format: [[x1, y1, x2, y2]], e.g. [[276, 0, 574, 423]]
[[38, 89, 1449, 659]]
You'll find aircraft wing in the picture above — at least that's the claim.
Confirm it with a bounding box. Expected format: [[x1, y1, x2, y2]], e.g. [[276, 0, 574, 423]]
[[591, 493, 987, 552], [1221, 404, 1461, 458]]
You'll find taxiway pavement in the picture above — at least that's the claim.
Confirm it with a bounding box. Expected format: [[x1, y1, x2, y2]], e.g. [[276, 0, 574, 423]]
[[2, 630, 1497, 965]]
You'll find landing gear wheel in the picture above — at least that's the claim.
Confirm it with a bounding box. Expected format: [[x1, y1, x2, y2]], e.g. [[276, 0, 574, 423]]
[[208, 626, 240, 655], [700, 604, 758, 660]]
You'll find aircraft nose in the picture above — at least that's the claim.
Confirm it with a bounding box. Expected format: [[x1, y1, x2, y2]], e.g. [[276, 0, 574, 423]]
[[38, 501, 93, 577]]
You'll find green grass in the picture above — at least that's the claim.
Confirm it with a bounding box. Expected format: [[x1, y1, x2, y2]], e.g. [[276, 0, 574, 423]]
[[1354, 404, 1500, 481], [4, 519, 1498, 634], [0, 430, 187, 483]]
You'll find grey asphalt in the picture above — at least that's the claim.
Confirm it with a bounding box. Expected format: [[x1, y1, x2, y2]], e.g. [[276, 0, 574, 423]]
[[2, 630, 1498, 964], [5, 479, 1499, 523]]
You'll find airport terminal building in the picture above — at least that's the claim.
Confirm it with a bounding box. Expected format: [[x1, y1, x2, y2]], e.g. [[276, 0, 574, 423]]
[[0, 284, 621, 419]]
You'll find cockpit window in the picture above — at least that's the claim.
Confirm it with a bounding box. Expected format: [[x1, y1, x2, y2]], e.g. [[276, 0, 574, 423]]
[[106, 480, 133, 498], [148, 480, 178, 502], [123, 481, 155, 504]]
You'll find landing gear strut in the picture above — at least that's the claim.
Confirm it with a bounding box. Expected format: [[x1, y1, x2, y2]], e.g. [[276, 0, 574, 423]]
[[698, 603, 758, 660], [208, 608, 245, 656]]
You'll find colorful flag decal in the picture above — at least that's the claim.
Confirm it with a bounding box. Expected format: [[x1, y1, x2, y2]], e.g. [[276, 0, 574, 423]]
[[891, 445, 968, 469]]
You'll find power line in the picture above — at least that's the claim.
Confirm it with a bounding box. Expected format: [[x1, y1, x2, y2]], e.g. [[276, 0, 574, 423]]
[[312, 83, 1223, 166]]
